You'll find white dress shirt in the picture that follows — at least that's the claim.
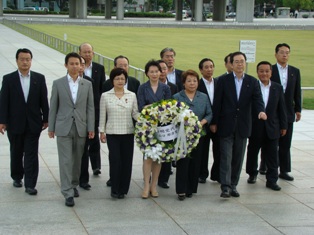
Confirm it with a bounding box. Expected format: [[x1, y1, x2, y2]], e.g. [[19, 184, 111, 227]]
[[67, 74, 80, 104], [259, 80, 271, 108], [202, 77, 214, 104], [167, 69, 176, 84], [277, 63, 288, 93], [19, 70, 30, 102], [84, 63, 92, 78], [233, 72, 244, 100]]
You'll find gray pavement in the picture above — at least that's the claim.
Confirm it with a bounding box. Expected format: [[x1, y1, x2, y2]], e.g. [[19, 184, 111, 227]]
[[1, 23, 314, 235]]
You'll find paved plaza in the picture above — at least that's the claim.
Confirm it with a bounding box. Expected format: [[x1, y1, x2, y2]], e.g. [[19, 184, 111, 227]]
[[0, 20, 314, 235]]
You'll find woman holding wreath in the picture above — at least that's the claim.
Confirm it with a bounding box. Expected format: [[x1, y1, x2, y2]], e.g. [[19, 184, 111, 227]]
[[173, 69, 212, 200], [99, 68, 139, 199], [137, 60, 171, 199]]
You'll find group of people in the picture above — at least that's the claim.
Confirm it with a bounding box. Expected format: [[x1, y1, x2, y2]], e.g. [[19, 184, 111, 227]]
[[0, 42, 301, 206]]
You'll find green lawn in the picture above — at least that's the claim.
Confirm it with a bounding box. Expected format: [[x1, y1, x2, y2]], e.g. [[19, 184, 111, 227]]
[[26, 24, 314, 109]]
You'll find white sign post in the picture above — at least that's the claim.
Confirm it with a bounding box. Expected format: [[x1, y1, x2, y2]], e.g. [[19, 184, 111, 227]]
[[239, 40, 256, 73]]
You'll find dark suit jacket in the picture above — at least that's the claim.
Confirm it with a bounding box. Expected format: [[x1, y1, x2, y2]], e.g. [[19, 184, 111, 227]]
[[0, 70, 49, 134], [102, 75, 140, 95], [198, 78, 218, 132], [173, 69, 183, 91], [270, 64, 301, 123], [91, 62, 106, 120], [167, 81, 178, 96], [212, 73, 265, 138], [251, 81, 287, 140], [137, 81, 171, 111]]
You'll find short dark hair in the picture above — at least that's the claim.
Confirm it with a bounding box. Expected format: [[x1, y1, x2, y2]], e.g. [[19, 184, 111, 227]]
[[160, 47, 176, 58], [230, 51, 247, 63], [65, 52, 81, 64], [182, 69, 199, 85], [224, 53, 233, 63], [144, 60, 162, 75], [109, 67, 128, 85], [198, 58, 215, 70], [157, 59, 167, 65], [256, 61, 272, 72], [16, 48, 33, 60], [114, 55, 129, 66], [275, 43, 290, 53]]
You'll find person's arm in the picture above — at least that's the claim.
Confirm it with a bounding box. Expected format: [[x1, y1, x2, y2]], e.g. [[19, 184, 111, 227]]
[[137, 85, 145, 112], [202, 97, 213, 126], [132, 95, 140, 121], [294, 68, 302, 122], [87, 82, 95, 139], [48, 81, 58, 137], [99, 93, 107, 143], [40, 75, 49, 130], [253, 78, 267, 120]]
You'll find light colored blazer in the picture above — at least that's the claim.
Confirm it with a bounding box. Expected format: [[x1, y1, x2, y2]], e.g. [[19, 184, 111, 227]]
[[48, 76, 95, 137], [99, 88, 139, 135]]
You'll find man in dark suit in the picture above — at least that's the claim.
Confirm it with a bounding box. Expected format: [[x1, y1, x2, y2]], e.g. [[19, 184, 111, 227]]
[[48, 52, 95, 207], [216, 53, 233, 79], [211, 52, 267, 198], [160, 47, 184, 91], [246, 61, 287, 191], [269, 43, 301, 181], [103, 55, 140, 94], [0, 48, 49, 195], [102, 55, 140, 187], [78, 43, 106, 190], [197, 58, 220, 184], [157, 60, 178, 189]]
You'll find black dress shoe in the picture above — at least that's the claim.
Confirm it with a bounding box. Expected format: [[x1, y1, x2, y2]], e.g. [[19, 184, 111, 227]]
[[210, 177, 220, 183], [230, 189, 240, 197], [118, 194, 125, 199], [65, 197, 75, 207], [279, 172, 294, 181], [259, 170, 267, 175], [93, 168, 101, 176], [178, 194, 186, 201], [186, 193, 193, 198], [158, 182, 170, 189], [220, 189, 230, 198], [79, 183, 91, 190], [106, 179, 112, 187], [25, 188, 38, 195], [13, 180, 22, 188], [247, 175, 257, 184], [266, 182, 281, 191], [73, 188, 79, 197], [198, 178, 206, 184], [111, 192, 119, 199]]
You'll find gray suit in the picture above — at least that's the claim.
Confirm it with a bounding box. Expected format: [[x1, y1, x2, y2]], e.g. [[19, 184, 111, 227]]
[[48, 76, 94, 198]]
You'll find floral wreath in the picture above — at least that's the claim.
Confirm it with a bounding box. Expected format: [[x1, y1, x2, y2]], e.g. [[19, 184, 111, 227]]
[[135, 99, 202, 163]]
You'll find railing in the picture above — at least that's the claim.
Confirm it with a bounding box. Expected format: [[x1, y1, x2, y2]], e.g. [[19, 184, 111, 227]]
[[1, 18, 146, 83]]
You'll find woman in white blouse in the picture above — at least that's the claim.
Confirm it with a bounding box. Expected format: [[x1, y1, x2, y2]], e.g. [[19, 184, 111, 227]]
[[99, 68, 139, 199]]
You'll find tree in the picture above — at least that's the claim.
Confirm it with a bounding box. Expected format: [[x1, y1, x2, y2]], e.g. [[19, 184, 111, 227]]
[[158, 0, 172, 12], [283, 0, 313, 10]]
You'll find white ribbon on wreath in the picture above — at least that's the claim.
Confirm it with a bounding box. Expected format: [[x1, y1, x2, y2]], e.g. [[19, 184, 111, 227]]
[[173, 109, 189, 161], [144, 143, 163, 163]]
